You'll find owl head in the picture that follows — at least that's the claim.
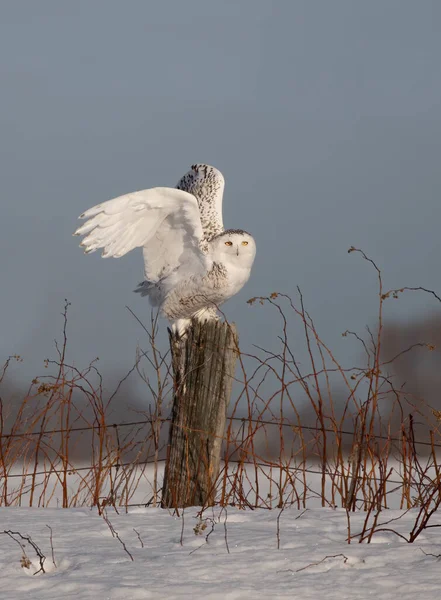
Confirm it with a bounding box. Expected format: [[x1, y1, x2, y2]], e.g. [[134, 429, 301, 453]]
[[209, 229, 256, 268]]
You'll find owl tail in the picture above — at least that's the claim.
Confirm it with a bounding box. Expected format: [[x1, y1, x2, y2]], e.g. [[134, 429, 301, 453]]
[[133, 280, 161, 306]]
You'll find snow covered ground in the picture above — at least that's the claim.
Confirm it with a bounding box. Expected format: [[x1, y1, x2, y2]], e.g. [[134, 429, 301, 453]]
[[0, 505, 440, 599]]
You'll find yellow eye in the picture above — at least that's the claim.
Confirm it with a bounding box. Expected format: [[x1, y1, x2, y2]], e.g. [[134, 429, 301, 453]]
[[241, 241, 249, 246], [225, 241, 233, 246]]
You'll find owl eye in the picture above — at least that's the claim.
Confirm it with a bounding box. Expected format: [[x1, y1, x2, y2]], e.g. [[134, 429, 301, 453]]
[[241, 241, 249, 246], [224, 241, 233, 246]]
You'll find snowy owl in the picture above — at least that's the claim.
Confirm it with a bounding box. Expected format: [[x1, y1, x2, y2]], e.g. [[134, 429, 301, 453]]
[[74, 164, 256, 335]]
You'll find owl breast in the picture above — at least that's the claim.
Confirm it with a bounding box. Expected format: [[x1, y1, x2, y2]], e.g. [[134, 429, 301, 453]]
[[222, 261, 252, 299]]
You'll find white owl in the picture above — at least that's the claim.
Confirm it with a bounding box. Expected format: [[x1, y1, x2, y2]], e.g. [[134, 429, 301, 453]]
[[74, 164, 256, 335]]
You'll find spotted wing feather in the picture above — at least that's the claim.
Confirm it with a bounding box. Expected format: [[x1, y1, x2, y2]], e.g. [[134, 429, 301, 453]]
[[176, 164, 225, 241]]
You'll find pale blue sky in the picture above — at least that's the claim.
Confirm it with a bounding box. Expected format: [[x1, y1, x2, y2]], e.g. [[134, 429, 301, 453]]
[[1, 0, 441, 395]]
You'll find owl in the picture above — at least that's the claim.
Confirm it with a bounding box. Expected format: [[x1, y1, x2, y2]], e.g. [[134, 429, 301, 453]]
[[74, 164, 256, 335]]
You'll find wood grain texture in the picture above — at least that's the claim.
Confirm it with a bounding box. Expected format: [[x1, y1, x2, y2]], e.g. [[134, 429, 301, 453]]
[[161, 320, 238, 508]]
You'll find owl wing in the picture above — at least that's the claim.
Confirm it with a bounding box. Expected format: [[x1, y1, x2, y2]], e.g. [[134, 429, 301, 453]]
[[74, 187, 207, 282], [176, 164, 225, 240]]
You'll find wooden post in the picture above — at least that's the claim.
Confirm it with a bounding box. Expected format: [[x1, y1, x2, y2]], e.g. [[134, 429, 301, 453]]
[[161, 320, 238, 508]]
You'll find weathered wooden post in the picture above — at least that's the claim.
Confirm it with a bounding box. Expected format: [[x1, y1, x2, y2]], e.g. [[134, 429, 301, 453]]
[[161, 320, 238, 508]]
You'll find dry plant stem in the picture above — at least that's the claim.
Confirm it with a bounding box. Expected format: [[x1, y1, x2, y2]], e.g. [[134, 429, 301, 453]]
[[46, 525, 56, 568], [351, 509, 412, 543], [295, 554, 349, 573], [420, 548, 441, 559], [127, 306, 171, 506], [345, 509, 351, 544], [358, 468, 393, 543], [133, 528, 144, 548], [1, 530, 47, 575], [219, 507, 230, 554], [0, 298, 174, 510], [180, 508, 185, 546], [189, 517, 216, 555], [2, 250, 441, 516], [101, 508, 134, 561]]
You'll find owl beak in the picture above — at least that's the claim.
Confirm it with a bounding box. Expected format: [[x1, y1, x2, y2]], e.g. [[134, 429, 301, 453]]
[[236, 247, 239, 256]]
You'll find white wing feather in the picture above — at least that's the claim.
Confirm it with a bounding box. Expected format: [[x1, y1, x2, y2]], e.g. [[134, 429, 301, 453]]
[[74, 187, 206, 282]]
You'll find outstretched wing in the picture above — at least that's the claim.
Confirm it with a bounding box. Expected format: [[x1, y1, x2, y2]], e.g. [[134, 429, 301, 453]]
[[74, 187, 205, 281], [176, 164, 225, 240]]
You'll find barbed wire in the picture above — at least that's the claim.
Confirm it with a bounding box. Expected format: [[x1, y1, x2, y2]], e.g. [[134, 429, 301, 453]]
[[0, 418, 169, 440], [1, 415, 440, 448]]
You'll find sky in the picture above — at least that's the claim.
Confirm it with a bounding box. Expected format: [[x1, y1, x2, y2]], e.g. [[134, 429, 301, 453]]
[[1, 0, 441, 399]]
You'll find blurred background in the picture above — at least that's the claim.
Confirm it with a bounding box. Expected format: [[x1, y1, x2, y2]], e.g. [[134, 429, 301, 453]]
[[1, 0, 441, 426]]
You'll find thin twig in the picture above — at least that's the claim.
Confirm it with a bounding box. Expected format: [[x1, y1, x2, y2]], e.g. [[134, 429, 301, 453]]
[[133, 528, 144, 548], [296, 553, 349, 573], [45, 525, 56, 568], [101, 509, 134, 561], [1, 530, 46, 575]]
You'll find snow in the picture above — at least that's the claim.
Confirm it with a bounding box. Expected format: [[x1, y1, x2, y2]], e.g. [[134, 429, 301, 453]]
[[0, 505, 440, 599]]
